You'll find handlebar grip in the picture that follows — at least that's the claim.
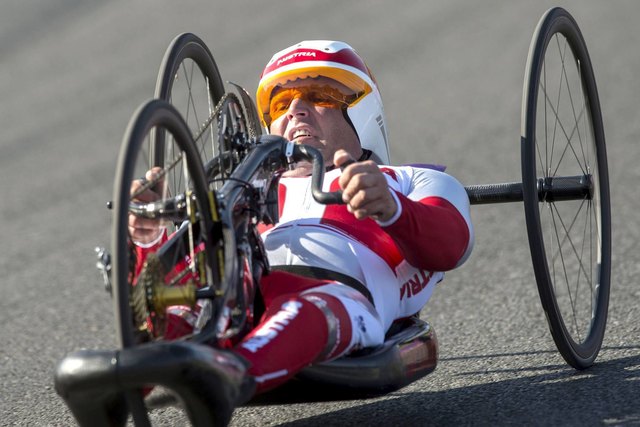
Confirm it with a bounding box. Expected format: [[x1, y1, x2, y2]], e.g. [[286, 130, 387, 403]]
[[312, 158, 354, 204], [289, 143, 346, 205], [339, 159, 356, 170], [312, 188, 344, 205]]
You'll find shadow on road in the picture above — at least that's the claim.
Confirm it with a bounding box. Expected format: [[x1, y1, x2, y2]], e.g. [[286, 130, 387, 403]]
[[255, 347, 640, 426]]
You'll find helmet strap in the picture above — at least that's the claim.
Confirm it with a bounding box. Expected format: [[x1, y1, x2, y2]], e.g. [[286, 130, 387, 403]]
[[341, 109, 359, 142], [358, 149, 373, 161], [340, 107, 366, 160]]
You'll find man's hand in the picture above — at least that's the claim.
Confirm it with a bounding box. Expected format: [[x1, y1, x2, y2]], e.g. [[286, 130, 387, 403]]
[[129, 167, 165, 245], [334, 149, 398, 222]]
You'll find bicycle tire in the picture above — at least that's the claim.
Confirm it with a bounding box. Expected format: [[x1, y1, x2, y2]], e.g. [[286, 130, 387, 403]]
[[521, 7, 611, 369], [153, 32, 225, 168], [112, 99, 221, 349]]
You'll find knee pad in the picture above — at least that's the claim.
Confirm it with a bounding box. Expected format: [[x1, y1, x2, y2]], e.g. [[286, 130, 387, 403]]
[[302, 284, 385, 358]]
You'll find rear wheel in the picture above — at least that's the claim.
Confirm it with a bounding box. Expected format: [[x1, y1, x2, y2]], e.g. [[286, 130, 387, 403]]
[[154, 32, 257, 186], [154, 33, 226, 182], [521, 7, 611, 369]]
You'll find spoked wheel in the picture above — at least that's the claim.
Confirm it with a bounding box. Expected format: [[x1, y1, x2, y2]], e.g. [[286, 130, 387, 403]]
[[522, 7, 611, 369], [112, 99, 223, 350], [154, 32, 252, 187], [112, 99, 226, 424]]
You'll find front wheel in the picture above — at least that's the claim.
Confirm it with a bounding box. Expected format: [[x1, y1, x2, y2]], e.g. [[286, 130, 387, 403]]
[[112, 99, 222, 349], [521, 7, 611, 369]]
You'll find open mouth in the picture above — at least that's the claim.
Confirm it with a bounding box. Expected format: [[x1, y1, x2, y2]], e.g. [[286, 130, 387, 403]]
[[291, 129, 313, 141]]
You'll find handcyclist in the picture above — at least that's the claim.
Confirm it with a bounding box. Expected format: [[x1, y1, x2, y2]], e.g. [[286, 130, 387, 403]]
[[131, 40, 474, 407]]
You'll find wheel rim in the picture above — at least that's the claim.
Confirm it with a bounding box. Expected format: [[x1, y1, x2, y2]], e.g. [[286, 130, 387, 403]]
[[522, 8, 611, 368], [154, 34, 228, 187], [113, 101, 218, 348]]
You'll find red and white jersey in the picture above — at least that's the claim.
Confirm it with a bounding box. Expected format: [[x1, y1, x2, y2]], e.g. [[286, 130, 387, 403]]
[[262, 165, 474, 331]]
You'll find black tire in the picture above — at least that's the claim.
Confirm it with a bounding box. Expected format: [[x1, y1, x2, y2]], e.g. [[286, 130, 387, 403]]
[[112, 99, 221, 349], [521, 7, 611, 369], [153, 33, 226, 170]]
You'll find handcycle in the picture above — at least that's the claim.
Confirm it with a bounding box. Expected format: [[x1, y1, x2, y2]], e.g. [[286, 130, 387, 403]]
[[55, 7, 610, 426]]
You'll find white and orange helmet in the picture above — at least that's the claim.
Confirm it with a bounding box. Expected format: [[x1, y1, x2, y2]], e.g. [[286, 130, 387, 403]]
[[256, 40, 390, 164]]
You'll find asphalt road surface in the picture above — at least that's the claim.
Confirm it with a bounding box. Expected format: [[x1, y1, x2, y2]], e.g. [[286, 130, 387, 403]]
[[1, 1, 639, 425]]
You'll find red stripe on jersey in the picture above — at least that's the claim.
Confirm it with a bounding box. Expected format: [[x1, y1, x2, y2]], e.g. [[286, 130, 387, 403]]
[[319, 177, 405, 270], [379, 167, 398, 182], [278, 182, 287, 219]]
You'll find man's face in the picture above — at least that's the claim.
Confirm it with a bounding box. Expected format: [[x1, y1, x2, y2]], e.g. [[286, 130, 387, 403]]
[[268, 77, 362, 167]]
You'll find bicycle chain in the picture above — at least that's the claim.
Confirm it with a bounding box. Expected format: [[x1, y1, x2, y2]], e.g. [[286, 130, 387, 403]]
[[193, 91, 258, 143], [130, 252, 165, 337]]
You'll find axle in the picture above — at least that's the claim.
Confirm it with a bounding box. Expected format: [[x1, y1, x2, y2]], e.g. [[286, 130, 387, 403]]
[[466, 174, 593, 205]]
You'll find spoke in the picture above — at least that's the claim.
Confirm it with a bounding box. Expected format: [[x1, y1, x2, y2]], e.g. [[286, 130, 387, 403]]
[[544, 57, 549, 175], [535, 35, 585, 177], [575, 59, 589, 167], [182, 60, 200, 132], [539, 81, 588, 176], [551, 107, 586, 178], [179, 63, 191, 122], [549, 203, 575, 334], [535, 136, 545, 178], [166, 138, 176, 192], [568, 197, 593, 338], [206, 76, 217, 161], [572, 197, 590, 324], [588, 199, 595, 317], [183, 151, 197, 274], [548, 203, 581, 340], [170, 138, 184, 194], [543, 203, 558, 287], [549, 197, 587, 266], [550, 202, 593, 291], [553, 35, 586, 176], [535, 59, 548, 178], [557, 36, 588, 170], [579, 62, 593, 173], [130, 153, 183, 199], [549, 35, 567, 174]]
